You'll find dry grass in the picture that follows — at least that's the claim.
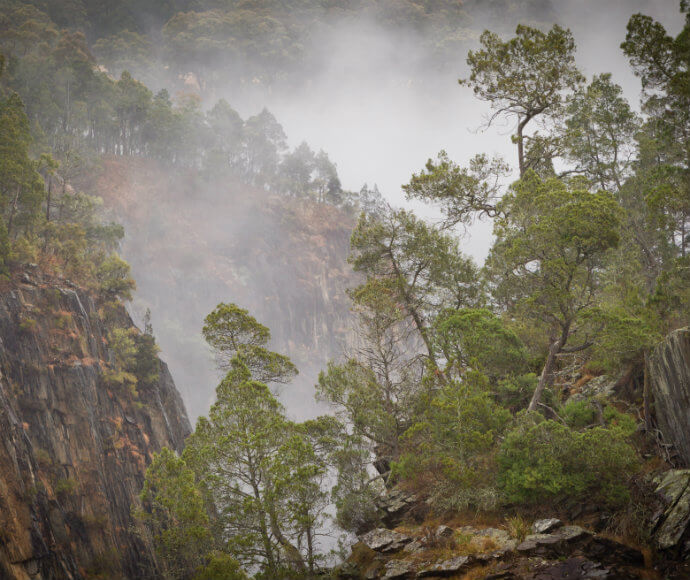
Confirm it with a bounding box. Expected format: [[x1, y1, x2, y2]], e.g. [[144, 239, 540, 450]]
[[505, 515, 530, 542]]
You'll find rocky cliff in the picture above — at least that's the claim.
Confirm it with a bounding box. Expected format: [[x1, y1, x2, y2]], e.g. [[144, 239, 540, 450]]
[[81, 157, 358, 420], [0, 265, 191, 579], [649, 327, 690, 466]]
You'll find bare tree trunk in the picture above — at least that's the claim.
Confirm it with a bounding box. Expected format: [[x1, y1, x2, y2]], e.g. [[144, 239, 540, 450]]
[[45, 176, 52, 222], [516, 115, 532, 178], [528, 323, 569, 412], [7, 185, 21, 238]]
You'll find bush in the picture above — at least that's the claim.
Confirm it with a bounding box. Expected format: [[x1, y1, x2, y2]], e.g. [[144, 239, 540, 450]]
[[392, 372, 511, 512], [498, 413, 638, 508], [55, 477, 78, 497], [97, 254, 135, 301], [19, 317, 38, 334], [194, 552, 247, 580], [562, 400, 597, 429]]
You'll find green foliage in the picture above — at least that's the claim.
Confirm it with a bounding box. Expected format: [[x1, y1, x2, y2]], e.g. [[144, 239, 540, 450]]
[[54, 477, 78, 496], [496, 373, 538, 411], [183, 359, 331, 575], [498, 414, 638, 508], [434, 308, 528, 380], [193, 552, 247, 580], [18, 316, 37, 334], [393, 372, 511, 512], [136, 447, 212, 580], [202, 302, 297, 384], [96, 254, 135, 301], [461, 24, 584, 174], [108, 327, 136, 368], [562, 73, 639, 191], [350, 207, 482, 367], [131, 311, 161, 389], [0, 91, 44, 237], [487, 171, 622, 409], [403, 151, 509, 228], [561, 400, 596, 429]]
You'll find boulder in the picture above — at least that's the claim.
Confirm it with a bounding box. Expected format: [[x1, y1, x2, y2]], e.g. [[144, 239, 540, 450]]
[[532, 518, 563, 534], [524, 557, 611, 579], [377, 489, 418, 528], [516, 533, 563, 555], [649, 328, 690, 466], [359, 529, 413, 553]]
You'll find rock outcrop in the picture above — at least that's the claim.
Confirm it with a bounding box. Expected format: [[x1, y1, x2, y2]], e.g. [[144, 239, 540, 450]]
[[0, 266, 191, 579], [651, 469, 690, 556], [649, 327, 690, 466], [338, 520, 648, 579]]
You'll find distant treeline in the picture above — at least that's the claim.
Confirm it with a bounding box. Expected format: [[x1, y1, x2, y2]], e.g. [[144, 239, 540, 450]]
[[0, 3, 391, 209], [1, 0, 554, 89]]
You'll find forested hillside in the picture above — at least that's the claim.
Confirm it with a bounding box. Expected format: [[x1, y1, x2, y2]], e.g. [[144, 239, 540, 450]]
[[1, 0, 690, 579], [1, 0, 556, 92]]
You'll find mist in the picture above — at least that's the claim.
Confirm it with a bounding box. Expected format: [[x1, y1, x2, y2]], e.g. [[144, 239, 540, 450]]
[[217, 0, 683, 264], [113, 0, 685, 424]]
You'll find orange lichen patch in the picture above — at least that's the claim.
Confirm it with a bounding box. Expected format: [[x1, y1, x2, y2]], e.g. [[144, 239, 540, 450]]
[[573, 371, 598, 390], [22, 422, 30, 430]]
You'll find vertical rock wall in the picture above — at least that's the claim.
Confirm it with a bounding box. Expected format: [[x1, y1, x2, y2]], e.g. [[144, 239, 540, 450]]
[[649, 327, 690, 466], [0, 267, 191, 579]]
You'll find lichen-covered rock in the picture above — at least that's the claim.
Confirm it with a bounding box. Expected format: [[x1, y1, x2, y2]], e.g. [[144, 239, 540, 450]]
[[377, 488, 418, 528], [532, 518, 563, 534], [358, 529, 413, 553], [567, 375, 616, 404], [652, 469, 690, 550], [0, 268, 191, 579], [416, 555, 471, 577], [381, 559, 414, 579], [649, 328, 690, 466]]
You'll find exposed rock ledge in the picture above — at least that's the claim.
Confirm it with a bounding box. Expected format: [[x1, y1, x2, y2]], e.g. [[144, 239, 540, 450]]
[[337, 520, 647, 579]]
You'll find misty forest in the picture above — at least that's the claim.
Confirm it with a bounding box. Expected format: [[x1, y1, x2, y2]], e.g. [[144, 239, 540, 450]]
[[1, 0, 690, 579]]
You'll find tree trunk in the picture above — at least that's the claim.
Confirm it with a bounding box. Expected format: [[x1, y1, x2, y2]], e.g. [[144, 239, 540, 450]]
[[45, 176, 52, 222], [527, 323, 569, 412], [268, 508, 307, 574], [516, 115, 531, 178]]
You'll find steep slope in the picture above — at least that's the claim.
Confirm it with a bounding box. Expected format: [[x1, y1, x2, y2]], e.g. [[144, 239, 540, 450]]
[[84, 157, 358, 420], [0, 266, 191, 579]]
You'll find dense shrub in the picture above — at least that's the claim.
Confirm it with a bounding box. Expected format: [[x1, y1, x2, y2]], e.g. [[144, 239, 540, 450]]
[[498, 413, 638, 507], [393, 372, 511, 511]]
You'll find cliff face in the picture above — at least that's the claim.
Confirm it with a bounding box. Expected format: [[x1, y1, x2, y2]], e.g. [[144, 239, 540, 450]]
[[82, 157, 358, 420], [0, 266, 191, 579], [650, 327, 690, 466]]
